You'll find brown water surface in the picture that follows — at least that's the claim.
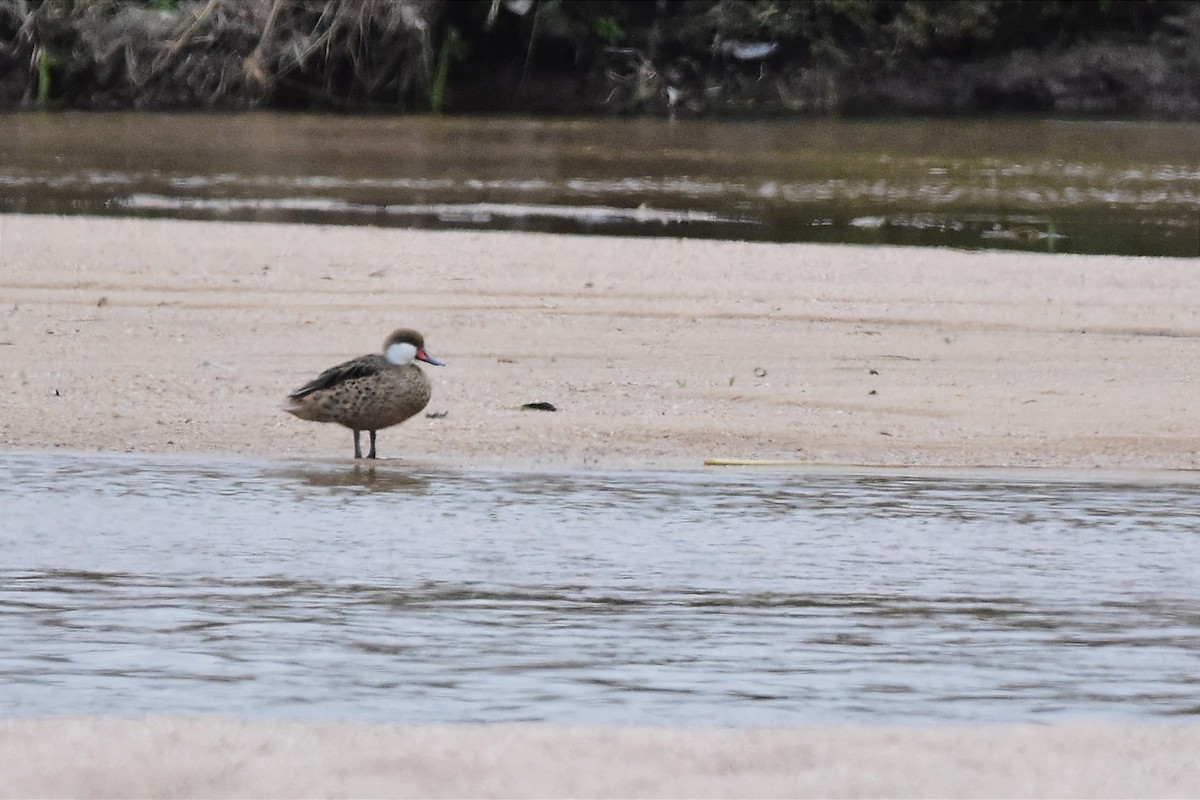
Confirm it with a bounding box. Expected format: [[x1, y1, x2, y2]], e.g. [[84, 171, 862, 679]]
[[1, 112, 1198, 256]]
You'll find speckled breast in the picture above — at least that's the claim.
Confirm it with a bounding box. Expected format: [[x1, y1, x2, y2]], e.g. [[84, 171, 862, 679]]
[[318, 365, 432, 430]]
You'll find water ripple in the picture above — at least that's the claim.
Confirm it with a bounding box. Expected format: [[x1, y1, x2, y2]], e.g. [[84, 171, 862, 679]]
[[2, 453, 1200, 725]]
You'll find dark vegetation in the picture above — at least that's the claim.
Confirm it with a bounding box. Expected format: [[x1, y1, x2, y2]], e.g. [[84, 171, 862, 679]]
[[3, 0, 1199, 117]]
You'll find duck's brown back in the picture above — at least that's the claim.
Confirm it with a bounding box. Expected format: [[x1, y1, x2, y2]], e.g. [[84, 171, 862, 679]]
[[287, 357, 432, 431]]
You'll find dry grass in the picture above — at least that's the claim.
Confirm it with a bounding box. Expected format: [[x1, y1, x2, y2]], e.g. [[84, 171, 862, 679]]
[[14, 0, 440, 108]]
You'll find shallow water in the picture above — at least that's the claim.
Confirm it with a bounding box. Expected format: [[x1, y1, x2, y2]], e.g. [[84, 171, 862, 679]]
[[3, 452, 1200, 726], [2, 112, 1198, 256]]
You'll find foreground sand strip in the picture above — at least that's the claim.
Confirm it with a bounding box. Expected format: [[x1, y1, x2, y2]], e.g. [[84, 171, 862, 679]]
[[1, 719, 1199, 798]]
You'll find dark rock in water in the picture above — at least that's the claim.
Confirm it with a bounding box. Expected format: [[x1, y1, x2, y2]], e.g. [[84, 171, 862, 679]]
[[521, 402, 557, 412]]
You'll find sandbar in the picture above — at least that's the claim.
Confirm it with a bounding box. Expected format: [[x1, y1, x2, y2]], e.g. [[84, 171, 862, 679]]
[[2, 213, 1198, 473]]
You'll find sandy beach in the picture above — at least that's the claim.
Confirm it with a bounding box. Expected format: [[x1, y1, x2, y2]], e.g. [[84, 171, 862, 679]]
[[2, 213, 1199, 472], [0, 717, 1198, 798], [3, 213, 1200, 797]]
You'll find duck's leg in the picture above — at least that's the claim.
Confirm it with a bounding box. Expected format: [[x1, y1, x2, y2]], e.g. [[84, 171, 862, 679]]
[[367, 430, 378, 459], [353, 429, 363, 459]]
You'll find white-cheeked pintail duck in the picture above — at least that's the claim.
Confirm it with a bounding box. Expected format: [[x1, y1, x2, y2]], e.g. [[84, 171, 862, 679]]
[[286, 328, 444, 459]]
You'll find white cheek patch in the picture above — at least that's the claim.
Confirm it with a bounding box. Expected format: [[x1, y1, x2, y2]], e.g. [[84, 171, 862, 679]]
[[385, 342, 418, 365]]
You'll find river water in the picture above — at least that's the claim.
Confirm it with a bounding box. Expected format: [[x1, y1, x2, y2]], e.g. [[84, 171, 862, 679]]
[[1, 112, 1198, 256], [3, 452, 1199, 726]]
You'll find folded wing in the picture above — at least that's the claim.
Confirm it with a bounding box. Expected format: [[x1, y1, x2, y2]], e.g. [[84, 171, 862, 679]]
[[288, 357, 382, 400]]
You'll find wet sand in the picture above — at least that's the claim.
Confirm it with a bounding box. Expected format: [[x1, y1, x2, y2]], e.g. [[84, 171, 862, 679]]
[[3, 213, 1200, 797], [2, 213, 1198, 472]]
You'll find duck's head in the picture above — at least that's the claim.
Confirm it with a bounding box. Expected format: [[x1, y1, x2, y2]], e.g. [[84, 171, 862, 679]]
[[384, 328, 444, 366]]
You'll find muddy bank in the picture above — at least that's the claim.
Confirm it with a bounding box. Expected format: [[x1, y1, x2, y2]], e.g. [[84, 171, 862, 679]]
[[3, 0, 1200, 118]]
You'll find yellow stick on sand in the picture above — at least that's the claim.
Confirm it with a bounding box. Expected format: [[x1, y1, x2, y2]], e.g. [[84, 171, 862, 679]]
[[703, 458, 907, 468], [704, 458, 816, 467]]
